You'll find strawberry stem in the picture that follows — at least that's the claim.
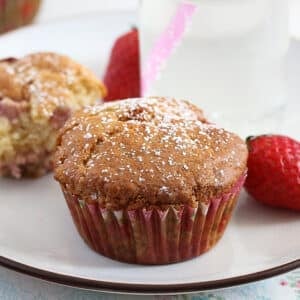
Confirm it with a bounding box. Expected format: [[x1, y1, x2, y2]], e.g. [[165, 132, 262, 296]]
[[246, 136, 255, 143]]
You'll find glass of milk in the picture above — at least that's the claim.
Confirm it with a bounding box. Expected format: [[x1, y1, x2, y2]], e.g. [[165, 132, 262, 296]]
[[139, 0, 289, 137]]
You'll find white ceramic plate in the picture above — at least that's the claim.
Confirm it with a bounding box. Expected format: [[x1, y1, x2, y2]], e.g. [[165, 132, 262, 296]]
[[0, 12, 299, 295]]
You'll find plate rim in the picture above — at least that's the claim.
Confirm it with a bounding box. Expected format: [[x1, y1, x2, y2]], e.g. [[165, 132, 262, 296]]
[[0, 256, 299, 294]]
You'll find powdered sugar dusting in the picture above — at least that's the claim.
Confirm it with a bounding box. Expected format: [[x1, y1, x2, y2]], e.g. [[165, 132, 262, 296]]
[[0, 52, 103, 123], [84, 132, 93, 139], [57, 97, 246, 205]]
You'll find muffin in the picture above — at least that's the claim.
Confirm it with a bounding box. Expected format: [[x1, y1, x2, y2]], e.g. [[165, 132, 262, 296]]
[[54, 97, 248, 264], [0, 52, 106, 178], [0, 0, 40, 33]]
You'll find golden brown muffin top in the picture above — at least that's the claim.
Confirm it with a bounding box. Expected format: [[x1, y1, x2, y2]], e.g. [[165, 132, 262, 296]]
[[54, 97, 248, 210], [0, 52, 106, 123]]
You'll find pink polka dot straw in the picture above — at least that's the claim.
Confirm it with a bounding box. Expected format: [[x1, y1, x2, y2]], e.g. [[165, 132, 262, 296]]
[[141, 1, 198, 95]]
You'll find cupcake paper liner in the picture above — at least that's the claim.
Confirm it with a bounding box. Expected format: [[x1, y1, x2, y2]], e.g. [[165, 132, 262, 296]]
[[62, 175, 245, 265]]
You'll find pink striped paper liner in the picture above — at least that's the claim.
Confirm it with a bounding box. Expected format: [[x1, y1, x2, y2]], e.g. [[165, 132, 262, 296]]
[[62, 175, 245, 265], [142, 1, 198, 95]]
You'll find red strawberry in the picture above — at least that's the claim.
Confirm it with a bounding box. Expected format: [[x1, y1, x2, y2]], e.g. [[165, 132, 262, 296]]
[[245, 135, 300, 211], [103, 28, 140, 101]]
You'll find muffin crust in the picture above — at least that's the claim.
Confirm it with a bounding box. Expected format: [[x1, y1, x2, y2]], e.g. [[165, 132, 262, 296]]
[[54, 97, 247, 210]]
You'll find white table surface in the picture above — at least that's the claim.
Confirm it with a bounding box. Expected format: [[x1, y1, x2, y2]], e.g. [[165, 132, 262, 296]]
[[0, 1, 299, 299]]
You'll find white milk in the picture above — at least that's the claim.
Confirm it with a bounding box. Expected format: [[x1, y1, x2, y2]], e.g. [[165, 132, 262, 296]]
[[140, 0, 289, 137]]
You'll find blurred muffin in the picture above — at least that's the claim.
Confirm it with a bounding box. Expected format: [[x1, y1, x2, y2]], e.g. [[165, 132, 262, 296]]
[[0, 52, 106, 178], [54, 97, 247, 264], [0, 0, 41, 33]]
